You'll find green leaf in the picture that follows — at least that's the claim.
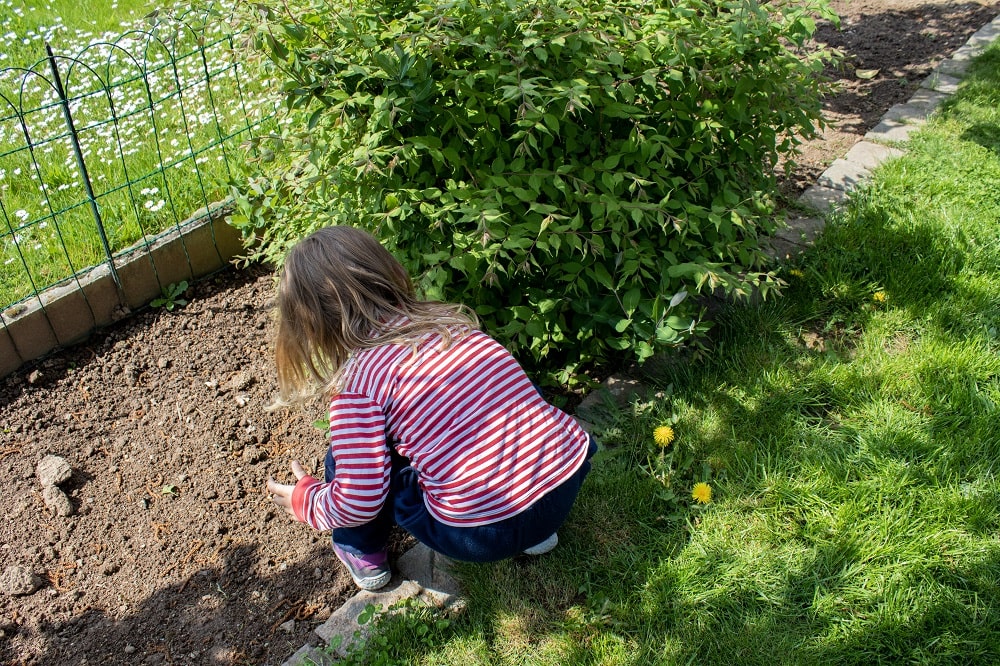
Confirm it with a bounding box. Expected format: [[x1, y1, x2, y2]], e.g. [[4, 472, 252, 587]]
[[592, 263, 614, 290]]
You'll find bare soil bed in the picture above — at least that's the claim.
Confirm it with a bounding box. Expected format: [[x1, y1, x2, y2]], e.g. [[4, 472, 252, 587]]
[[2, 2, 998, 664]]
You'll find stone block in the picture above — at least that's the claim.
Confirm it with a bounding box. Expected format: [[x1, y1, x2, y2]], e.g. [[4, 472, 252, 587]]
[[797, 185, 849, 214], [921, 71, 962, 94], [177, 219, 224, 279], [37, 280, 96, 347], [147, 231, 196, 292], [817, 159, 870, 192], [575, 374, 648, 425], [175, 202, 243, 277], [314, 579, 422, 655], [115, 251, 162, 311], [951, 44, 980, 61], [882, 103, 932, 125], [964, 30, 996, 55], [1, 298, 58, 365], [865, 118, 920, 144], [281, 645, 333, 666], [936, 57, 972, 78], [908, 88, 951, 112], [761, 233, 807, 263], [843, 141, 904, 171], [396, 543, 463, 609], [782, 217, 826, 245], [0, 325, 22, 377], [211, 214, 245, 262], [79, 263, 128, 328]]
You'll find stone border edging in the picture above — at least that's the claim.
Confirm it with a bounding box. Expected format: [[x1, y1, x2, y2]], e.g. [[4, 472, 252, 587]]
[[0, 201, 241, 378], [770, 13, 1000, 262]]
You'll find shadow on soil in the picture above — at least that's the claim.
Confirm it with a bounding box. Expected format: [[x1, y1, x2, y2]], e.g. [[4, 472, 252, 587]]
[[812, 1, 999, 133], [2, 542, 334, 665]]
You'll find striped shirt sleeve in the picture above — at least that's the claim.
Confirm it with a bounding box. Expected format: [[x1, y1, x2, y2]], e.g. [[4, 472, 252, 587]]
[[290, 392, 391, 531]]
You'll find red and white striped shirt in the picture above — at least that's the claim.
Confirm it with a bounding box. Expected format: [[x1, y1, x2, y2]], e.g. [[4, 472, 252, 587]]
[[290, 325, 590, 530]]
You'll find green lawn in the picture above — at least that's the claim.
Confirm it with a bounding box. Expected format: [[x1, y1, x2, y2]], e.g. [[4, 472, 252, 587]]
[[327, 41, 1000, 666], [0, 0, 270, 308]]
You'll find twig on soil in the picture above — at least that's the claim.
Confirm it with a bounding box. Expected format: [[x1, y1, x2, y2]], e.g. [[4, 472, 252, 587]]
[[269, 599, 322, 633], [266, 440, 295, 458], [163, 540, 204, 577], [0, 445, 22, 460], [44, 562, 77, 592]]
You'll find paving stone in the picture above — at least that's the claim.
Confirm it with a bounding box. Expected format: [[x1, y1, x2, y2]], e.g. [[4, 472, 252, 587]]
[[281, 644, 333, 666], [817, 159, 870, 192], [798, 185, 849, 214], [921, 71, 962, 94], [784, 217, 826, 245], [965, 29, 997, 54], [936, 57, 972, 78], [575, 374, 648, 425], [865, 118, 920, 144], [0, 326, 21, 379], [396, 543, 463, 609], [843, 141, 904, 171], [950, 44, 980, 62], [906, 88, 951, 114], [313, 579, 422, 656], [882, 102, 934, 125]]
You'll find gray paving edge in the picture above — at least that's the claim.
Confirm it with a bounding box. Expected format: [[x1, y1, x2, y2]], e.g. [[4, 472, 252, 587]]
[[775, 11, 1000, 263]]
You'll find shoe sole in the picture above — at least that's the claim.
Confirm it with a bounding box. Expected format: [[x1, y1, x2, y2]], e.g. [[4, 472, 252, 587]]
[[523, 533, 558, 556], [351, 569, 392, 591]]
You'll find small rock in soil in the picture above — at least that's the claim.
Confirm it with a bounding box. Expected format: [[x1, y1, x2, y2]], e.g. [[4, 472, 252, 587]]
[[36, 455, 73, 487], [279, 619, 295, 633], [1, 565, 42, 596], [223, 371, 254, 393], [42, 485, 74, 517]]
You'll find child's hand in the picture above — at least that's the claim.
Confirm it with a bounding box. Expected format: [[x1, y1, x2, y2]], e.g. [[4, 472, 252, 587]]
[[266, 460, 308, 517]]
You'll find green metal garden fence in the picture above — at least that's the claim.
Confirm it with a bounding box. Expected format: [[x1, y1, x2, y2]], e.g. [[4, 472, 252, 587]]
[[0, 5, 274, 375]]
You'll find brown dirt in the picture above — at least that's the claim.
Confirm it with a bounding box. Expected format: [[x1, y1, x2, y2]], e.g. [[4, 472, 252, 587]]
[[786, 0, 1000, 195], [2, 2, 999, 665]]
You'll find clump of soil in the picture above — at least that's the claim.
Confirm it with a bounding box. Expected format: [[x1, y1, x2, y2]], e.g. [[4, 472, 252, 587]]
[[1, 1, 998, 664]]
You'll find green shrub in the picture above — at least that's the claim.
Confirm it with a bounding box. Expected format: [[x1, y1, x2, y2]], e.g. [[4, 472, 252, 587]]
[[231, 0, 837, 381]]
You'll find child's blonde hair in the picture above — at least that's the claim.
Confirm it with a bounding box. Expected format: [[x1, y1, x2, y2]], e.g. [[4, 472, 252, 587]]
[[274, 226, 478, 407]]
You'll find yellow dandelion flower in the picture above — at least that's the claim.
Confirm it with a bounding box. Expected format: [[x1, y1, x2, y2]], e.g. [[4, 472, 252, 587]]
[[653, 425, 676, 447], [789, 269, 805, 279], [692, 482, 712, 504], [873, 291, 887, 303]]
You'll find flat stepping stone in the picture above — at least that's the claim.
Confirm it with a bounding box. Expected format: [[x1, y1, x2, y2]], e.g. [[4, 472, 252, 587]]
[[817, 159, 870, 192], [798, 184, 850, 214], [843, 141, 904, 171]]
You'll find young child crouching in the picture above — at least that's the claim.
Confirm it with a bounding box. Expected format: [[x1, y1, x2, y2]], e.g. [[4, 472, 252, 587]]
[[266, 226, 595, 590]]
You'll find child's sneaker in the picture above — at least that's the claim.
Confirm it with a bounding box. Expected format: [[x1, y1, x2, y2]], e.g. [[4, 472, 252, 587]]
[[522, 533, 558, 556], [332, 543, 392, 590]]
